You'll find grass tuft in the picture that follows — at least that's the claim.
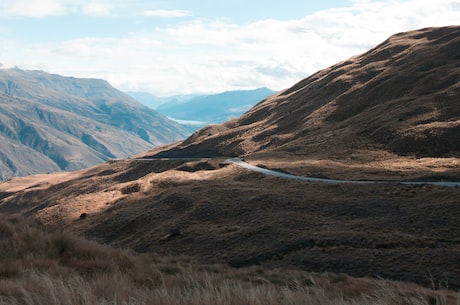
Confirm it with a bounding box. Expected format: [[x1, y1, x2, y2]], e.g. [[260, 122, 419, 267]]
[[0, 215, 457, 305]]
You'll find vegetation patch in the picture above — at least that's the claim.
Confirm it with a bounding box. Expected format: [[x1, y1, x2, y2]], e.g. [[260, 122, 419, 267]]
[[0, 215, 457, 305], [120, 183, 142, 194]]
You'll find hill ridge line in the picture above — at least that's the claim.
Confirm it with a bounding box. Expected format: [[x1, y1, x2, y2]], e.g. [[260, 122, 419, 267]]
[[226, 158, 460, 187]]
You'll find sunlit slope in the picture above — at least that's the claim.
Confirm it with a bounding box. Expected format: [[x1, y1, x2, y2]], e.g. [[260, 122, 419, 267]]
[[150, 26, 459, 160]]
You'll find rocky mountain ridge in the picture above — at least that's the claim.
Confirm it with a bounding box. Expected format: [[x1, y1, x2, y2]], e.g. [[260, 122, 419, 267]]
[[0, 68, 189, 180]]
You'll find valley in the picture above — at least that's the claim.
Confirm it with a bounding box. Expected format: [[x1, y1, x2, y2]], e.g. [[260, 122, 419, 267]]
[[0, 25, 459, 304], [129, 88, 276, 130]]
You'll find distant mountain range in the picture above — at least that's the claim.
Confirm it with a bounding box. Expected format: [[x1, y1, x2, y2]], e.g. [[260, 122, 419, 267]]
[[0, 68, 189, 180], [128, 88, 276, 128], [126, 91, 199, 110]]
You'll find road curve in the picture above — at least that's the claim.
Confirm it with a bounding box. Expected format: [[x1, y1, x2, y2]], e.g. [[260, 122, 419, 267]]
[[225, 158, 460, 188]]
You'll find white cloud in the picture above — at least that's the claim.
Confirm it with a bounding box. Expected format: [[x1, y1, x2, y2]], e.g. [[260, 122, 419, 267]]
[[144, 9, 191, 18], [0, 0, 68, 18], [0, 0, 127, 17], [1, 0, 459, 95], [82, 1, 114, 17]]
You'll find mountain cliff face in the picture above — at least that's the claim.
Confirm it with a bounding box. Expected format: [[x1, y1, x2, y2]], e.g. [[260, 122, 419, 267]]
[[151, 26, 459, 159], [0, 68, 189, 180]]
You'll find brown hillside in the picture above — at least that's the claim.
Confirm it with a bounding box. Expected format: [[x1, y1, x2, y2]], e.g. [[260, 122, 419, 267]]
[[0, 26, 459, 293], [1, 157, 459, 291], [150, 26, 459, 160]]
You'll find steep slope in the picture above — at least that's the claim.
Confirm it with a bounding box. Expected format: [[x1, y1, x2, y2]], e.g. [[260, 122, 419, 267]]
[[155, 88, 276, 126], [150, 26, 459, 160], [0, 68, 189, 180]]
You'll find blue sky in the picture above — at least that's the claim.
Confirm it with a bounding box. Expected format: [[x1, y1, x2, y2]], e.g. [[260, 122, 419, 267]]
[[0, 0, 459, 95]]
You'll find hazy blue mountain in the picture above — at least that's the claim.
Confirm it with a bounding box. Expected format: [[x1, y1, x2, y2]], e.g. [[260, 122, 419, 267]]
[[127, 91, 199, 110], [154, 88, 276, 128], [0, 68, 189, 180], [125, 91, 165, 109]]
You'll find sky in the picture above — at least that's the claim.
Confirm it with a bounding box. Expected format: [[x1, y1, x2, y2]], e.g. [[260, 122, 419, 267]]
[[0, 0, 459, 96]]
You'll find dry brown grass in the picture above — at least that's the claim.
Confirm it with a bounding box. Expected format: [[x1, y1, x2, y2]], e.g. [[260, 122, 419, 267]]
[[1, 157, 459, 291], [0, 216, 458, 305]]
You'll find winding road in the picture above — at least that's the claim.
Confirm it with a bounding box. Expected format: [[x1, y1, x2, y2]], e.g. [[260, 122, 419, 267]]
[[225, 158, 460, 188]]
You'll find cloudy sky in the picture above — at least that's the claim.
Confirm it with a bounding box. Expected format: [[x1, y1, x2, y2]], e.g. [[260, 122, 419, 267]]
[[0, 0, 459, 96]]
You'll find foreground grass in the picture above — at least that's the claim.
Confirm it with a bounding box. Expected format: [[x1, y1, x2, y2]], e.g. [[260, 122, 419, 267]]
[[0, 216, 457, 305]]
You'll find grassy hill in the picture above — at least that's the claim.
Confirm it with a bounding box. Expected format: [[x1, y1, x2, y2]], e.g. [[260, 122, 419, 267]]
[[151, 26, 459, 160]]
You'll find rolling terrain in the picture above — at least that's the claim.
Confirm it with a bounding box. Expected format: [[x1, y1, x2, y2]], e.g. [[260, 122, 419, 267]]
[[0, 68, 189, 180], [0, 25, 459, 300]]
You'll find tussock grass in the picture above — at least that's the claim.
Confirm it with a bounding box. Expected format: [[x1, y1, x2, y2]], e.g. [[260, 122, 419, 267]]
[[0, 216, 457, 305]]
